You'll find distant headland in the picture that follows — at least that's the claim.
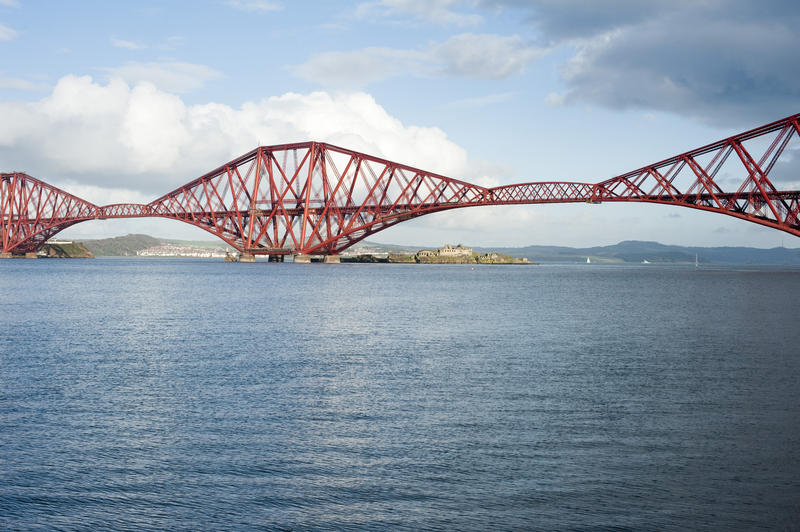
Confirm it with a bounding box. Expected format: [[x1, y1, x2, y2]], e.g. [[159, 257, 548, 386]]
[[19, 234, 800, 265]]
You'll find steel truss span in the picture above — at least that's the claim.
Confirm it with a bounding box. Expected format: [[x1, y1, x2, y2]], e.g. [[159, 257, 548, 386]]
[[2, 113, 799, 256]]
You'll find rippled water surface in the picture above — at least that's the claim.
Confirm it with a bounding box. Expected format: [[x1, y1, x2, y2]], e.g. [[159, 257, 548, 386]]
[[2, 259, 799, 530]]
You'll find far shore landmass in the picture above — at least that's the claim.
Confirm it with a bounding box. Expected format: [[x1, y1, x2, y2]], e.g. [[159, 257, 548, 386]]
[[15, 234, 800, 266]]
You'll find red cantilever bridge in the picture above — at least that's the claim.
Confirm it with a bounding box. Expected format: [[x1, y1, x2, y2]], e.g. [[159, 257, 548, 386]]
[[2, 113, 800, 259]]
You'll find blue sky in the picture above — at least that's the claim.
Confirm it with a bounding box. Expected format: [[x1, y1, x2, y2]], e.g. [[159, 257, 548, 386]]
[[1, 0, 799, 247]]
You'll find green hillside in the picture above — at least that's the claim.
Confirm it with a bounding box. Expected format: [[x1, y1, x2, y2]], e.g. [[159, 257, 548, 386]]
[[82, 234, 164, 256], [470, 240, 800, 265], [77, 234, 800, 264]]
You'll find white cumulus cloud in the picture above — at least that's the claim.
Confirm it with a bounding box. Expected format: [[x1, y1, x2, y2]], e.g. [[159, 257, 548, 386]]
[[9, 76, 577, 243], [0, 75, 471, 196]]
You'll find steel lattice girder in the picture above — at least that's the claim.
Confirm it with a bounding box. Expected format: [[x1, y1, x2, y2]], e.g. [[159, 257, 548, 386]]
[[0, 173, 99, 253], [2, 113, 800, 255]]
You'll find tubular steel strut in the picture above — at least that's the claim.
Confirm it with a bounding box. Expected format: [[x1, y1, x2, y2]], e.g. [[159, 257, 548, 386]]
[[3, 113, 799, 255]]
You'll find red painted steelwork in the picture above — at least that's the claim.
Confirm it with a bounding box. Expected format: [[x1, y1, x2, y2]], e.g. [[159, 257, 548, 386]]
[[0, 173, 99, 253], [490, 113, 800, 236], [2, 113, 799, 255]]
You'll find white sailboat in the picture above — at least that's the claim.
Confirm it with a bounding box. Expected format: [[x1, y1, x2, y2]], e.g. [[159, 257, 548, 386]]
[[586, 257, 591, 264]]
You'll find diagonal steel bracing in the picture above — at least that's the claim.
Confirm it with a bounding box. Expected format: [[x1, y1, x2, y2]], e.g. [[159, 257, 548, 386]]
[[2, 113, 800, 255]]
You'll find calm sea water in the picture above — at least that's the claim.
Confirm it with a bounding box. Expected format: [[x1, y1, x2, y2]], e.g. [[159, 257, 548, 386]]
[[1, 258, 799, 531]]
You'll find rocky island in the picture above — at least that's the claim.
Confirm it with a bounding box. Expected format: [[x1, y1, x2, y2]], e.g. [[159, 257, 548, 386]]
[[39, 241, 94, 258], [342, 244, 533, 264]]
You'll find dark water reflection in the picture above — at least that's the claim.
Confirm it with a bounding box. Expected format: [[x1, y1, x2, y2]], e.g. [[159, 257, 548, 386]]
[[1, 259, 799, 530]]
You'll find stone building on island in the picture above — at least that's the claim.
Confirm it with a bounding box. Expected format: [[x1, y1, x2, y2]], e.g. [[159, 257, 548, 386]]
[[415, 244, 473, 263]]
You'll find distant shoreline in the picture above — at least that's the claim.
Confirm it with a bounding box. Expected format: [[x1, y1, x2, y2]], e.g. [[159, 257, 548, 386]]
[[33, 233, 800, 265]]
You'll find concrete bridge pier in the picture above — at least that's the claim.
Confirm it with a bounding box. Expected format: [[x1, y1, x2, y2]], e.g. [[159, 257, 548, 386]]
[[0, 252, 12, 259], [293, 254, 311, 263], [239, 253, 256, 263], [323, 255, 340, 264]]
